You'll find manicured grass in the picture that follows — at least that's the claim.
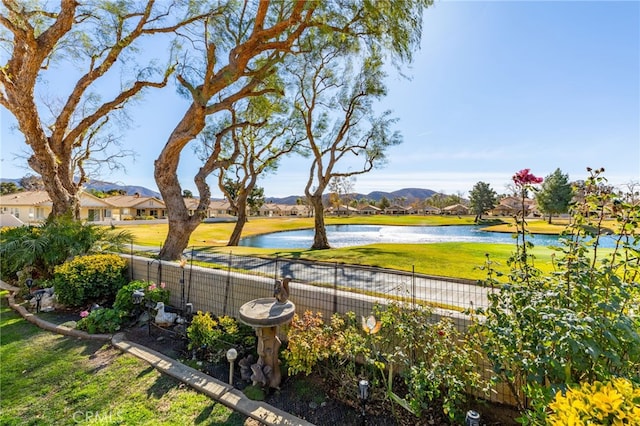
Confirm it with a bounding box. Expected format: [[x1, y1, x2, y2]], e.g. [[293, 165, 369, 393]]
[[200, 242, 557, 281], [0, 301, 247, 426], [482, 217, 620, 234], [118, 216, 571, 281], [115, 215, 481, 247]]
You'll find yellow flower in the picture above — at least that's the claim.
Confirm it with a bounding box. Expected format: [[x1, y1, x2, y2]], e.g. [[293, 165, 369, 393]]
[[546, 379, 640, 426]]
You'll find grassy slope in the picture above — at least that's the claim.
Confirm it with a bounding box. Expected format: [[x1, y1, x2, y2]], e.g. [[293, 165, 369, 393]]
[[0, 300, 246, 425]]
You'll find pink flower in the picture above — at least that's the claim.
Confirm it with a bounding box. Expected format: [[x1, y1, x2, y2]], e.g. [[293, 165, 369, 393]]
[[513, 169, 543, 186], [160, 282, 166, 289], [148, 283, 157, 291], [80, 310, 89, 318]]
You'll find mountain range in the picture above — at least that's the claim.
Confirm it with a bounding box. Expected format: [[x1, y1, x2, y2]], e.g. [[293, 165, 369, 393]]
[[1, 178, 440, 204]]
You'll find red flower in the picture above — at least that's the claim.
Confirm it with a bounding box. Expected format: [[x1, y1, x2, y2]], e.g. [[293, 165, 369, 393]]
[[513, 169, 543, 186], [437, 330, 445, 336]]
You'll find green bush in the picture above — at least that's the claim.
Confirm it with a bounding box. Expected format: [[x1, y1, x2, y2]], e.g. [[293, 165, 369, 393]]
[[0, 214, 132, 283], [114, 280, 170, 314], [53, 253, 128, 306], [187, 311, 255, 362], [76, 308, 123, 334], [472, 168, 640, 422], [284, 306, 483, 422], [546, 378, 640, 425]]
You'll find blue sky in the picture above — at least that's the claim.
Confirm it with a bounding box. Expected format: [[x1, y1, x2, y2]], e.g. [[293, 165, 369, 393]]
[[1, 1, 639, 198]]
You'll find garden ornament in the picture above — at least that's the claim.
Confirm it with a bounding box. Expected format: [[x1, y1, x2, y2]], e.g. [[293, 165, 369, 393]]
[[154, 302, 177, 327]]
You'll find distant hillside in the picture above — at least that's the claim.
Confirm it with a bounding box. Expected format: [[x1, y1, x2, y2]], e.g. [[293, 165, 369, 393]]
[[266, 188, 439, 204], [85, 180, 161, 198], [368, 188, 437, 202], [2, 178, 442, 204], [0, 178, 161, 198]]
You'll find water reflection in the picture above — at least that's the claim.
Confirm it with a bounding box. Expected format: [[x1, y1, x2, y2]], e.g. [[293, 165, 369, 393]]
[[239, 224, 618, 249]]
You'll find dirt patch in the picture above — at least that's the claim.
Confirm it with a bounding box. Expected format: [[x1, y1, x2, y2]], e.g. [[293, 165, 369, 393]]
[[87, 346, 122, 373]]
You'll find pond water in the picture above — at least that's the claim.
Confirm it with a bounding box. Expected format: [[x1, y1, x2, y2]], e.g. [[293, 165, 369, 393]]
[[239, 224, 620, 249]]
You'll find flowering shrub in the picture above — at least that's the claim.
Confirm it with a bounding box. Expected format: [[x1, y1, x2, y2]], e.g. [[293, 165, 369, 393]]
[[113, 280, 169, 314], [76, 308, 123, 334], [374, 303, 483, 422], [53, 254, 128, 306], [546, 378, 640, 425], [473, 168, 640, 422], [0, 215, 132, 282], [284, 305, 483, 422], [512, 168, 544, 186], [284, 311, 359, 376]]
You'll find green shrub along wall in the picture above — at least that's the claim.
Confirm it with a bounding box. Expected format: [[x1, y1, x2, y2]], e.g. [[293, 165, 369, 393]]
[[53, 253, 128, 306], [123, 254, 515, 405]]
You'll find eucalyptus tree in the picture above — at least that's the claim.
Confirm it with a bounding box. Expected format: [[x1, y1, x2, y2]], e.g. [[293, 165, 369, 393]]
[[0, 0, 201, 219], [155, 0, 432, 259], [217, 95, 304, 246], [155, 1, 317, 259], [329, 176, 356, 213], [288, 41, 402, 249]]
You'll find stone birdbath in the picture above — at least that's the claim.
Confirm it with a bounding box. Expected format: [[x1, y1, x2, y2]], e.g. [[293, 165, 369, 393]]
[[238, 278, 294, 389]]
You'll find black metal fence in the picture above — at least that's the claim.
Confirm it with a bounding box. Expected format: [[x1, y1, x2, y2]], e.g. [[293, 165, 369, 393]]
[[128, 250, 512, 405]]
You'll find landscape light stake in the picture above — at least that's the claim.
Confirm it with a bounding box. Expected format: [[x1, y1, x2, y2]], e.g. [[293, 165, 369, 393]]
[[465, 409, 481, 426], [358, 379, 369, 425], [226, 348, 238, 386], [132, 289, 150, 336], [33, 289, 46, 313]]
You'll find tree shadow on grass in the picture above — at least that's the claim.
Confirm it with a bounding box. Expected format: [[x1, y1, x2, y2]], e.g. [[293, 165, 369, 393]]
[[195, 404, 247, 426], [146, 373, 179, 399], [137, 365, 155, 378]]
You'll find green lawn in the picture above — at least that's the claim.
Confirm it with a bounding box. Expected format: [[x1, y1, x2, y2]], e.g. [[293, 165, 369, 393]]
[[118, 216, 573, 281], [116, 215, 482, 247], [0, 300, 247, 426]]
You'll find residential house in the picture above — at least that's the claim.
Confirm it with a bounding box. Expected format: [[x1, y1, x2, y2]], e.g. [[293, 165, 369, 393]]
[[359, 204, 381, 215], [257, 203, 282, 217], [257, 203, 311, 217], [104, 194, 166, 220], [330, 205, 357, 216], [384, 204, 413, 215], [280, 204, 311, 217], [208, 200, 234, 217], [182, 198, 221, 218], [0, 213, 25, 227], [0, 190, 115, 222], [442, 203, 469, 215], [421, 205, 441, 215], [490, 196, 538, 217]]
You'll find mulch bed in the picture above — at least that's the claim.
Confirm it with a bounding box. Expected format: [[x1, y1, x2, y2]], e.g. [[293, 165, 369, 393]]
[[122, 323, 519, 426]]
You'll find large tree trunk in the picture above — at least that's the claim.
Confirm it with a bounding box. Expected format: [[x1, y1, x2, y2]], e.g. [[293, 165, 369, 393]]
[[227, 198, 249, 246], [155, 104, 208, 260], [310, 194, 330, 249], [548, 213, 553, 224], [159, 214, 201, 260], [27, 135, 81, 219]]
